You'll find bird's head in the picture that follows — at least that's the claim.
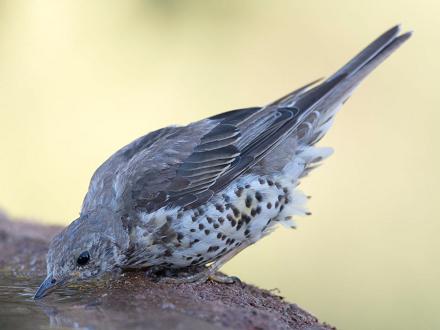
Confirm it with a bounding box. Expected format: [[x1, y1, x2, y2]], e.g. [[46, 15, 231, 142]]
[[34, 210, 128, 299]]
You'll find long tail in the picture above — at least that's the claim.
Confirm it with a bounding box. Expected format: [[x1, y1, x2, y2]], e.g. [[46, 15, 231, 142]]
[[203, 26, 411, 196], [278, 25, 412, 149]]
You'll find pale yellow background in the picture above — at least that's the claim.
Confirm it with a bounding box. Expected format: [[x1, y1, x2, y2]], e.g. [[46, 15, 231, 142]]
[[0, 1, 438, 329]]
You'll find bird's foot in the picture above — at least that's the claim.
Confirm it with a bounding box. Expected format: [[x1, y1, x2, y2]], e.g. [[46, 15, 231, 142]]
[[145, 266, 208, 284], [157, 272, 207, 284], [208, 273, 241, 284], [155, 271, 240, 285], [146, 266, 239, 285], [146, 244, 249, 285]]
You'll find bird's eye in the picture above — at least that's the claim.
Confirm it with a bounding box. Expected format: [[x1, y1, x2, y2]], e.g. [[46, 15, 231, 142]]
[[77, 251, 90, 266]]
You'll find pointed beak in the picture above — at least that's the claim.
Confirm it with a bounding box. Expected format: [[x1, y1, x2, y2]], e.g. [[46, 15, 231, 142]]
[[34, 274, 58, 300]]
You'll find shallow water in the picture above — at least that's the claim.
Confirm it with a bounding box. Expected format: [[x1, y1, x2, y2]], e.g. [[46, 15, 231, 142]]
[[0, 272, 223, 330], [0, 273, 96, 330]]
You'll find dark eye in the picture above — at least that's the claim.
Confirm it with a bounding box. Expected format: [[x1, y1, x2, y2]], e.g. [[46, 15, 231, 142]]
[[77, 251, 90, 266]]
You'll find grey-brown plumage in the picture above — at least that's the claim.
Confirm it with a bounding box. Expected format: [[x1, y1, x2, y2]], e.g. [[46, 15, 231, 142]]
[[35, 26, 411, 299]]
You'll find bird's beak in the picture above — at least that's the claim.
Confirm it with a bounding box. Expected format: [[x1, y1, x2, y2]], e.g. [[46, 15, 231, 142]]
[[34, 274, 59, 299]]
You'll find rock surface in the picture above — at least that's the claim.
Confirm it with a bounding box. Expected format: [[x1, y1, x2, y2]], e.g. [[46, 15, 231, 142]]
[[0, 211, 334, 330]]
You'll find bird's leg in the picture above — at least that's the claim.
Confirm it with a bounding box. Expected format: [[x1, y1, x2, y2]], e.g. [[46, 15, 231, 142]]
[[208, 273, 241, 284], [157, 244, 249, 284], [158, 271, 205, 284], [203, 245, 250, 284]]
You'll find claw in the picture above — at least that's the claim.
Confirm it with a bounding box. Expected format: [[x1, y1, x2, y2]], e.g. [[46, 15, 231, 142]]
[[209, 273, 240, 284], [157, 272, 207, 284], [148, 243, 250, 285]]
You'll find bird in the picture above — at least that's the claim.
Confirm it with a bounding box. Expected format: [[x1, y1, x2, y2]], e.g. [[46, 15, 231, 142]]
[[34, 25, 411, 299]]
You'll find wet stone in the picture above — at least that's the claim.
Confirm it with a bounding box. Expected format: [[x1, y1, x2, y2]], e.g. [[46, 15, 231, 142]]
[[0, 207, 333, 330]]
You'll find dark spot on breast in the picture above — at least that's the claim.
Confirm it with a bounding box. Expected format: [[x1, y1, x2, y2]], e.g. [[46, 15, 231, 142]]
[[251, 208, 257, 217], [245, 184, 251, 189], [235, 187, 244, 197], [221, 235, 227, 240], [244, 229, 250, 235], [199, 224, 205, 230], [213, 223, 219, 229], [207, 246, 219, 252], [206, 216, 213, 224], [217, 233, 222, 239], [186, 256, 193, 260], [222, 194, 230, 202], [229, 205, 239, 217], [283, 187, 289, 194], [198, 208, 205, 215], [258, 178, 265, 184], [236, 222, 243, 230], [227, 214, 234, 222], [267, 202, 272, 209], [218, 217, 225, 224], [177, 212, 183, 219], [164, 250, 172, 257], [241, 214, 251, 224], [275, 182, 282, 189], [267, 179, 274, 186], [278, 195, 284, 202], [280, 205, 285, 212], [190, 228, 196, 232], [204, 229, 210, 235], [275, 201, 279, 208], [191, 216, 197, 222], [245, 196, 252, 208], [256, 206, 262, 214], [166, 215, 173, 222], [255, 191, 263, 202], [230, 219, 237, 227], [177, 233, 184, 241], [215, 204, 225, 212]]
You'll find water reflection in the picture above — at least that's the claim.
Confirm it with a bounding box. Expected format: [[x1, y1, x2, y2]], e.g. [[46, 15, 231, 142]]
[[0, 272, 222, 330]]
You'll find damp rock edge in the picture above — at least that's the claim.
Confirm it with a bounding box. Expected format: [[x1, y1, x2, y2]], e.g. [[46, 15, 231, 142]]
[[0, 211, 335, 330]]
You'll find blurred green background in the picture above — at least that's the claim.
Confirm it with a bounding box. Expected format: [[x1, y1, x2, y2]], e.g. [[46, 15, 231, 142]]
[[0, 1, 438, 329]]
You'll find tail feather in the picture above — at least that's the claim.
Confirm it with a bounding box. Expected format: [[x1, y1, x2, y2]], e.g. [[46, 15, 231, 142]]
[[327, 25, 401, 81], [202, 26, 411, 196], [295, 25, 411, 112], [289, 26, 412, 149]]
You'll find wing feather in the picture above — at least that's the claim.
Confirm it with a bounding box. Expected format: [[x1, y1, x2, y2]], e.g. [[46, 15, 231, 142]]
[[81, 26, 411, 215]]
